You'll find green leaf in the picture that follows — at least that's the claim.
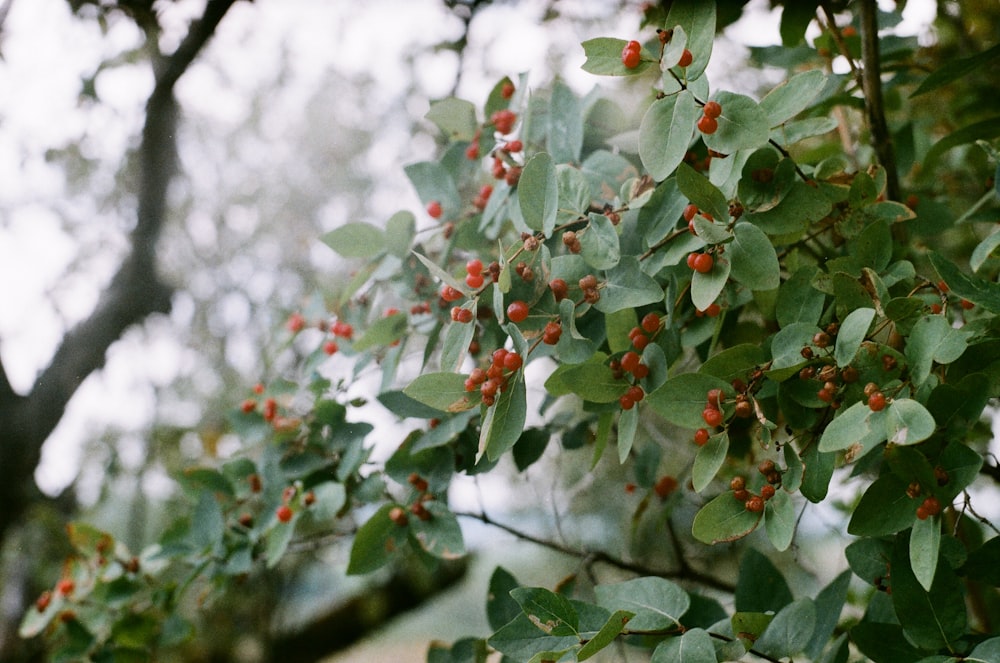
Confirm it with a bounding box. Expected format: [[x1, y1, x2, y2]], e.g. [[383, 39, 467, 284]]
[[912, 42, 1000, 97], [577, 610, 634, 661], [728, 222, 780, 290], [190, 489, 224, 553], [488, 613, 578, 661], [731, 612, 774, 651], [961, 537, 1000, 586], [971, 226, 1000, 272], [891, 533, 967, 651], [594, 256, 663, 313], [519, 152, 559, 237], [835, 307, 875, 367], [579, 212, 620, 270], [595, 577, 690, 632], [555, 362, 627, 403], [701, 91, 771, 154], [818, 400, 886, 453], [799, 440, 835, 503], [923, 117, 1000, 174], [639, 90, 699, 181], [265, 515, 295, 568], [805, 570, 851, 660], [320, 222, 386, 259], [481, 372, 527, 461], [409, 500, 465, 559], [617, 406, 639, 464], [347, 503, 408, 575], [848, 474, 917, 537], [884, 398, 936, 446], [440, 310, 477, 374], [699, 343, 768, 382], [487, 567, 522, 631], [425, 97, 477, 140], [747, 180, 832, 235], [405, 161, 461, 212], [968, 637, 1000, 662], [851, 621, 925, 663], [665, 0, 716, 80], [755, 598, 816, 659], [404, 372, 477, 413], [510, 587, 579, 636], [906, 314, 973, 387], [779, 0, 821, 46], [911, 513, 941, 592], [692, 491, 763, 544], [776, 266, 824, 327], [648, 372, 732, 428], [691, 255, 731, 312], [676, 162, 729, 223], [692, 431, 728, 492], [735, 547, 794, 613], [650, 628, 717, 663], [383, 211, 416, 259], [580, 37, 656, 76], [764, 490, 796, 552], [353, 311, 408, 352], [760, 69, 828, 126], [548, 82, 583, 164]]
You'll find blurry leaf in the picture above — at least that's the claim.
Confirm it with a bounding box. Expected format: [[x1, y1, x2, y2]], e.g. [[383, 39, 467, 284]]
[[487, 567, 522, 631], [425, 97, 477, 140], [265, 516, 295, 569], [971, 226, 1000, 272], [384, 211, 416, 259], [409, 501, 465, 559], [548, 81, 583, 164], [779, 0, 821, 46], [346, 504, 408, 575], [923, 117, 1000, 175], [481, 372, 527, 461], [405, 161, 461, 212], [755, 598, 816, 659], [353, 311, 408, 352], [321, 222, 386, 259], [735, 548, 793, 613], [764, 490, 796, 552], [578, 610, 634, 660], [665, 0, 716, 80], [911, 43, 1000, 97], [579, 212, 620, 270], [510, 587, 579, 636]]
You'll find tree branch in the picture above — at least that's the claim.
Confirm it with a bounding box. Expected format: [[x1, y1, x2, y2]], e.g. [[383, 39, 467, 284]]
[[455, 510, 736, 593], [0, 0, 241, 546], [858, 0, 900, 201]]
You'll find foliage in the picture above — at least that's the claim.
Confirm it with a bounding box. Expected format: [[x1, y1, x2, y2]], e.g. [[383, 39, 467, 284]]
[[21, 1, 1000, 661]]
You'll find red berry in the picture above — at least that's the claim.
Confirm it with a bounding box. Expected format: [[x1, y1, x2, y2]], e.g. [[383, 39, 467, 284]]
[[479, 184, 494, 201], [241, 398, 256, 414], [331, 320, 354, 339], [961, 298, 974, 310], [389, 506, 409, 526], [624, 39, 641, 53], [868, 391, 887, 412], [702, 407, 724, 428], [465, 143, 480, 160], [440, 284, 463, 302], [697, 115, 718, 135], [703, 100, 722, 119], [745, 495, 765, 513], [549, 278, 568, 301], [506, 300, 529, 323], [492, 348, 509, 366], [622, 47, 641, 69], [276, 505, 293, 523], [543, 321, 562, 345], [631, 333, 650, 351], [480, 379, 500, 399], [915, 506, 929, 520], [761, 485, 776, 500], [691, 252, 714, 273], [687, 252, 699, 270], [506, 140, 523, 153], [694, 428, 710, 446], [922, 496, 941, 516], [505, 166, 522, 187], [678, 48, 693, 67], [501, 82, 515, 99], [683, 204, 698, 222], [626, 385, 645, 403], [451, 307, 473, 323], [706, 388, 723, 409], [704, 303, 722, 317], [653, 475, 678, 499], [641, 312, 660, 334], [730, 476, 746, 491], [466, 258, 483, 275], [286, 312, 305, 333], [323, 340, 339, 355], [56, 579, 75, 597], [632, 363, 650, 379], [503, 352, 523, 371], [620, 351, 641, 374], [619, 394, 636, 410], [426, 200, 443, 219], [465, 272, 484, 289], [491, 109, 517, 134], [36, 591, 52, 612]]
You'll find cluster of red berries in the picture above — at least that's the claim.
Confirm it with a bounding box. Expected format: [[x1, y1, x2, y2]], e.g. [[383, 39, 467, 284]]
[[610, 350, 650, 410], [472, 184, 494, 210], [702, 388, 726, 427], [621, 39, 642, 69], [687, 251, 714, 274], [562, 230, 582, 253], [542, 320, 562, 345], [465, 348, 524, 406], [465, 258, 485, 289], [579, 274, 601, 304], [697, 99, 721, 135], [627, 312, 661, 352], [865, 382, 887, 411], [491, 109, 517, 135], [730, 460, 782, 513], [915, 495, 941, 520], [683, 203, 713, 234], [513, 260, 535, 283]]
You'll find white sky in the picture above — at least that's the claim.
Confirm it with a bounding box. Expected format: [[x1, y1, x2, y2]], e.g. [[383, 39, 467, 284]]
[[0, 0, 942, 500]]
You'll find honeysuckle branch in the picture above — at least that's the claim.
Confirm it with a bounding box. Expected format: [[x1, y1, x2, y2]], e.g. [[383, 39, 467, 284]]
[[858, 0, 901, 202], [454, 509, 737, 593]]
